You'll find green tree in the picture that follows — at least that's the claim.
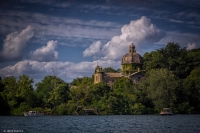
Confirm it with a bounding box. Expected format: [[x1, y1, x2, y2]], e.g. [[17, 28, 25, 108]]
[[0, 95, 10, 115], [69, 86, 85, 106], [116, 68, 121, 72], [0, 77, 10, 115], [17, 75, 35, 107], [113, 77, 140, 114], [67, 77, 94, 114], [106, 92, 125, 114], [87, 82, 110, 111], [158, 42, 184, 69], [103, 67, 117, 73], [53, 103, 68, 115], [145, 69, 178, 111], [1, 76, 18, 114], [135, 83, 154, 113], [113, 77, 134, 94], [0, 77, 3, 92], [70, 77, 83, 86], [88, 82, 110, 100], [68, 77, 109, 114], [35, 76, 68, 109], [183, 66, 200, 113], [35, 76, 54, 108], [143, 51, 164, 70], [70, 77, 93, 86], [48, 83, 69, 108], [186, 48, 200, 76], [69, 77, 93, 105], [1, 75, 35, 115], [144, 42, 188, 79]]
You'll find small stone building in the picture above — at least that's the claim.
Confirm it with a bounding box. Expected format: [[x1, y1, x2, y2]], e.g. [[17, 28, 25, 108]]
[[94, 43, 145, 88]]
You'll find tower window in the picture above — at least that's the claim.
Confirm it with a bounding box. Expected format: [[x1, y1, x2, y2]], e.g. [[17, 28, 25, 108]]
[[96, 76, 98, 82]]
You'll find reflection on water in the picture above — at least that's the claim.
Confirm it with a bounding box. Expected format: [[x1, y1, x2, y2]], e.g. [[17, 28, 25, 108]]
[[0, 115, 200, 133]]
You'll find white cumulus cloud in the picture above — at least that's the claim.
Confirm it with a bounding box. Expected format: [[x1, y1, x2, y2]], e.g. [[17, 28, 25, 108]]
[[0, 59, 121, 83], [83, 41, 102, 57], [30, 40, 58, 62], [83, 16, 165, 60], [101, 16, 165, 60], [187, 42, 196, 50], [0, 25, 35, 62]]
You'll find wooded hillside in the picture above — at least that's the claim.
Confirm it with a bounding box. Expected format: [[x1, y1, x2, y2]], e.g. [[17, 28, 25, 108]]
[[0, 42, 200, 115]]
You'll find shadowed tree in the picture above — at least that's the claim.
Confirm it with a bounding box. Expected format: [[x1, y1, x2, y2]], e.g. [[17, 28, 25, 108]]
[[144, 42, 188, 79], [0, 76, 10, 115], [1, 76, 18, 114], [183, 66, 200, 113], [145, 69, 178, 111]]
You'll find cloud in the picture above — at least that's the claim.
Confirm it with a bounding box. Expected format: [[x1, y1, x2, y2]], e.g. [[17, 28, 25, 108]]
[[0, 11, 121, 42], [84, 16, 165, 60], [0, 26, 35, 62], [0, 59, 121, 83], [169, 19, 195, 25], [187, 42, 196, 50], [157, 31, 200, 48], [103, 16, 165, 60], [22, 0, 72, 8], [30, 40, 58, 62], [83, 41, 102, 57]]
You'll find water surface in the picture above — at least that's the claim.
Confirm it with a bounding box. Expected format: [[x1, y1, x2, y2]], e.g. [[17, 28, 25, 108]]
[[0, 115, 200, 133]]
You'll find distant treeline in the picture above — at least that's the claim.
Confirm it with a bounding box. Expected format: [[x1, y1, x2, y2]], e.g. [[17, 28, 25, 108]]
[[0, 42, 200, 115]]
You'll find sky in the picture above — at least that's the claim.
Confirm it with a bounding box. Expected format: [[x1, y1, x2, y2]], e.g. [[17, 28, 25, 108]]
[[0, 0, 200, 86]]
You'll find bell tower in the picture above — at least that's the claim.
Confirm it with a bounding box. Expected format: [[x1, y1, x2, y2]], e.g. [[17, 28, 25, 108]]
[[94, 64, 103, 84]]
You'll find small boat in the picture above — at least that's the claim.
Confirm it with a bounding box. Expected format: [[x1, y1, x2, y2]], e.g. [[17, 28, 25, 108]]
[[160, 108, 173, 115], [24, 111, 44, 117]]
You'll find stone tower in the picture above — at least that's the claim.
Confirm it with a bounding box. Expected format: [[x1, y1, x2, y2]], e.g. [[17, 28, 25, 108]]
[[94, 65, 103, 84], [121, 43, 143, 76]]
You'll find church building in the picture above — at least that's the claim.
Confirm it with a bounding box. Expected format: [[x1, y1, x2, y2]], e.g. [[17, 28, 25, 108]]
[[94, 43, 145, 88]]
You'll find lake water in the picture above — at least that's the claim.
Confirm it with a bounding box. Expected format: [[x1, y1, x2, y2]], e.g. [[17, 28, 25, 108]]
[[0, 115, 200, 133]]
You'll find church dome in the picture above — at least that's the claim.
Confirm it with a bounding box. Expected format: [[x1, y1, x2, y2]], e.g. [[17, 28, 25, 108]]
[[121, 43, 143, 64]]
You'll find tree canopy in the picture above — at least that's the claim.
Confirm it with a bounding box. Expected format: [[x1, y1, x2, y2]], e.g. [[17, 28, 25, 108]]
[[1, 42, 200, 115], [103, 67, 117, 73], [145, 69, 178, 110], [144, 42, 190, 79]]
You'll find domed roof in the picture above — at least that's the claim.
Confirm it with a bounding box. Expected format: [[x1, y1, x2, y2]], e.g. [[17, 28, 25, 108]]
[[121, 43, 143, 64]]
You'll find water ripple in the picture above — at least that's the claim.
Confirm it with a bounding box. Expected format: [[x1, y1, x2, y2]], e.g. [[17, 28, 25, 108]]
[[0, 115, 200, 133]]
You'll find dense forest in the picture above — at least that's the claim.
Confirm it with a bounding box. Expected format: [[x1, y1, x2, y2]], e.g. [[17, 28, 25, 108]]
[[0, 42, 200, 115]]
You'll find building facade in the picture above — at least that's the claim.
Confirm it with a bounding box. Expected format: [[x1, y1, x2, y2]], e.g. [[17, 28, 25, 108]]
[[94, 43, 145, 87]]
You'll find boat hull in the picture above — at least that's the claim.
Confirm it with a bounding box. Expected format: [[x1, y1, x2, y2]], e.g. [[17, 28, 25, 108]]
[[160, 108, 173, 115], [160, 113, 173, 115], [24, 111, 44, 117], [24, 113, 44, 117]]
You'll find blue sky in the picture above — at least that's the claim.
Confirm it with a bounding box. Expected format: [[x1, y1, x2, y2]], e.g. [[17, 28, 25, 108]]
[[0, 0, 200, 85]]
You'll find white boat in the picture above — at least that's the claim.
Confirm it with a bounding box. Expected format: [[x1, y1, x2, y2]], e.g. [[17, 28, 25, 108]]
[[24, 111, 44, 116], [160, 108, 173, 115]]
